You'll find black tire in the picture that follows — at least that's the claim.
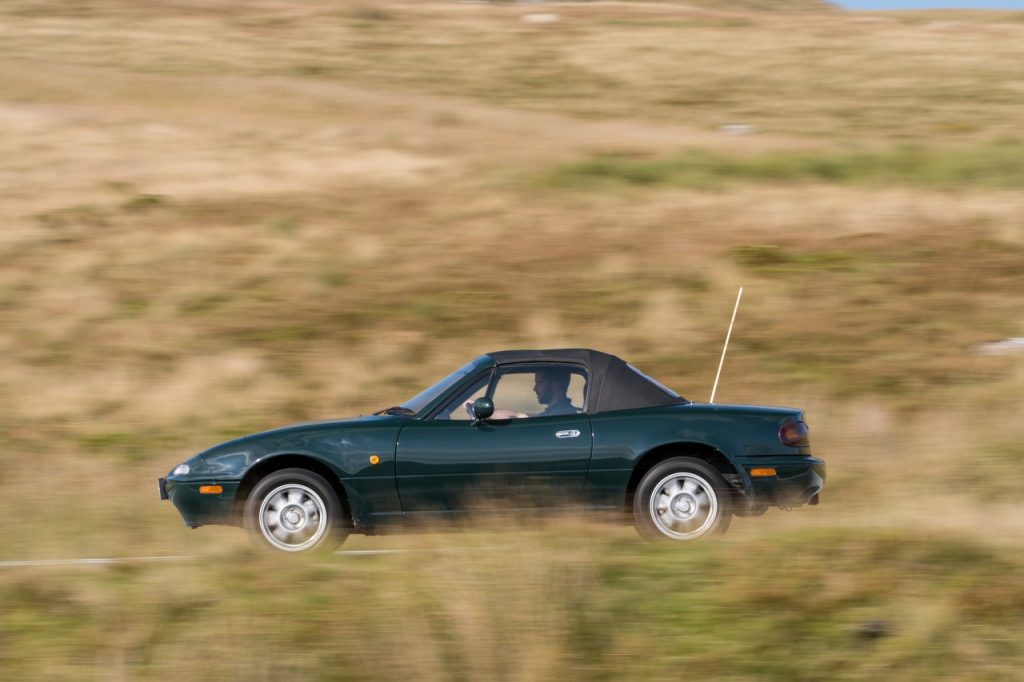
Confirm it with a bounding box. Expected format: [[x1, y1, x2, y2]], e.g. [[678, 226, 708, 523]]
[[243, 468, 347, 554], [633, 457, 733, 543]]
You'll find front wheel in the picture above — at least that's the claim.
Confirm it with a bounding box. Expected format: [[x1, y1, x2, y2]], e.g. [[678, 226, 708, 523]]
[[633, 457, 732, 542], [243, 468, 347, 553]]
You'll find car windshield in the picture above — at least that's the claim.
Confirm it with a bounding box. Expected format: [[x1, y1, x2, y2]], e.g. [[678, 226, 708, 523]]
[[399, 359, 483, 415]]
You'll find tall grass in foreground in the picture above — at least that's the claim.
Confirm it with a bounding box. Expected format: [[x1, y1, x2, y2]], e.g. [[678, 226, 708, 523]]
[[1, 519, 1022, 681]]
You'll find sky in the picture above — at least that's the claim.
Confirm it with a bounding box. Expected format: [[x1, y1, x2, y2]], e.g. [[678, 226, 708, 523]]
[[835, 0, 1024, 7]]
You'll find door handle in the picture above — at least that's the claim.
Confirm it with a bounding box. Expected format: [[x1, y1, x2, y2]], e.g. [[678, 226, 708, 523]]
[[555, 429, 581, 439]]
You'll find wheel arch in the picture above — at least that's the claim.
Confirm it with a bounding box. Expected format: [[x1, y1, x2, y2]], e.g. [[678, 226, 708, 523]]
[[233, 454, 353, 528], [625, 442, 745, 514]]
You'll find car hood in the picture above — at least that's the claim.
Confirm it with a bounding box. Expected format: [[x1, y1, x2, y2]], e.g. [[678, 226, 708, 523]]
[[198, 414, 407, 456]]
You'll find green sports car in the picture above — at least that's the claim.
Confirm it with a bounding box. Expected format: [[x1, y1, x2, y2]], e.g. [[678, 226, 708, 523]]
[[159, 349, 825, 552]]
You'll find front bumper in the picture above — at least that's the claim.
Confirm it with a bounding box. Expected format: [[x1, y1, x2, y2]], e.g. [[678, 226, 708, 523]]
[[739, 456, 826, 509], [159, 477, 240, 528]]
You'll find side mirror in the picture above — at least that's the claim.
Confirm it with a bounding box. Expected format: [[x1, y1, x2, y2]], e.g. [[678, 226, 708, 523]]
[[472, 397, 494, 422]]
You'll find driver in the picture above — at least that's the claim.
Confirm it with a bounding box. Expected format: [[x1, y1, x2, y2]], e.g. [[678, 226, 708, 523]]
[[469, 367, 577, 419], [531, 367, 576, 417]]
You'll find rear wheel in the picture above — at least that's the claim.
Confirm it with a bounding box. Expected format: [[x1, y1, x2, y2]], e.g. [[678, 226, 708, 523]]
[[243, 468, 347, 553], [633, 457, 732, 542]]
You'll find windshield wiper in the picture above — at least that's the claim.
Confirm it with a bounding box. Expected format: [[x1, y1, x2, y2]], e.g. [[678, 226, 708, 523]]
[[374, 406, 416, 416]]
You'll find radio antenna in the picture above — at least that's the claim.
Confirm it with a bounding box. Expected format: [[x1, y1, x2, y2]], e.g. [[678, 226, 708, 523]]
[[709, 286, 743, 404]]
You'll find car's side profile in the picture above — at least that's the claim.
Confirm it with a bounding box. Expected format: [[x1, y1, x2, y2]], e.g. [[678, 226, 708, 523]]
[[159, 349, 825, 552]]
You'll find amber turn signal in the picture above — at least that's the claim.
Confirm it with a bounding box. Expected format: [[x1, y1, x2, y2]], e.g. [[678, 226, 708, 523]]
[[750, 468, 777, 477], [199, 485, 223, 494], [369, 455, 380, 465]]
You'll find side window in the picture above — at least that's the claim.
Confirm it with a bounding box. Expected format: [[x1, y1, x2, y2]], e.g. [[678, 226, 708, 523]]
[[434, 373, 490, 421], [491, 371, 540, 415], [566, 373, 587, 409], [491, 364, 588, 418]]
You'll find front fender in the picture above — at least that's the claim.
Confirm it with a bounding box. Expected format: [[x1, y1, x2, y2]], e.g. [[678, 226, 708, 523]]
[[201, 422, 405, 525]]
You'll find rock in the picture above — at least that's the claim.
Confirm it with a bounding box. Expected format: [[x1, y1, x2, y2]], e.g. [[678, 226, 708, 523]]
[[718, 123, 758, 135], [521, 13, 561, 24], [974, 338, 1024, 355]]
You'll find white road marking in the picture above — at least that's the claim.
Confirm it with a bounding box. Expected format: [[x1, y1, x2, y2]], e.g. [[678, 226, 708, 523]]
[[0, 546, 501, 568], [0, 555, 192, 568]]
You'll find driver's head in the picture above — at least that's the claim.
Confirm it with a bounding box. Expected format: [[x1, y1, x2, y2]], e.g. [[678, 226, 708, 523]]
[[533, 367, 571, 406]]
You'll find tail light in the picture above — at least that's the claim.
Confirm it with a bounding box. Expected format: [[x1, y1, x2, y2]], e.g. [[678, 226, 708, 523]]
[[779, 420, 809, 447]]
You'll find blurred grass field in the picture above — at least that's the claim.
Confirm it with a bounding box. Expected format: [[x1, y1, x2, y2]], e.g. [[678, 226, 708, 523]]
[[0, 0, 1022, 679]]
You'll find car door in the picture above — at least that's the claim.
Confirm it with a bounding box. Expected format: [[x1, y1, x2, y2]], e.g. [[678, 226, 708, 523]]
[[395, 363, 592, 514]]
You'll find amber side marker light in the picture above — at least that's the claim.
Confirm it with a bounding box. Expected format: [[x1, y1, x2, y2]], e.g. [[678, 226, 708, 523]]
[[750, 468, 777, 478], [199, 485, 223, 495]]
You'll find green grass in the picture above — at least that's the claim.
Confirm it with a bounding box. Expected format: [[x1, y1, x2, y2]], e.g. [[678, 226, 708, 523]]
[[962, 440, 1024, 503], [547, 141, 1024, 190], [730, 245, 863, 274]]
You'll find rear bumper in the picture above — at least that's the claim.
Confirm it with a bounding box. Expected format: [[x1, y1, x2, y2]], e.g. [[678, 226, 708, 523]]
[[738, 456, 826, 509], [159, 477, 240, 528]]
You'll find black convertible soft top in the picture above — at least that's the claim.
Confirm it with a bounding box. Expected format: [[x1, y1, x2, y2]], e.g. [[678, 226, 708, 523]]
[[485, 348, 687, 414]]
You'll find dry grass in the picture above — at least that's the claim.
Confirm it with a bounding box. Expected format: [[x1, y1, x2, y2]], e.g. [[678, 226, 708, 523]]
[[1, 0, 1023, 140], [1, 0, 1023, 678]]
